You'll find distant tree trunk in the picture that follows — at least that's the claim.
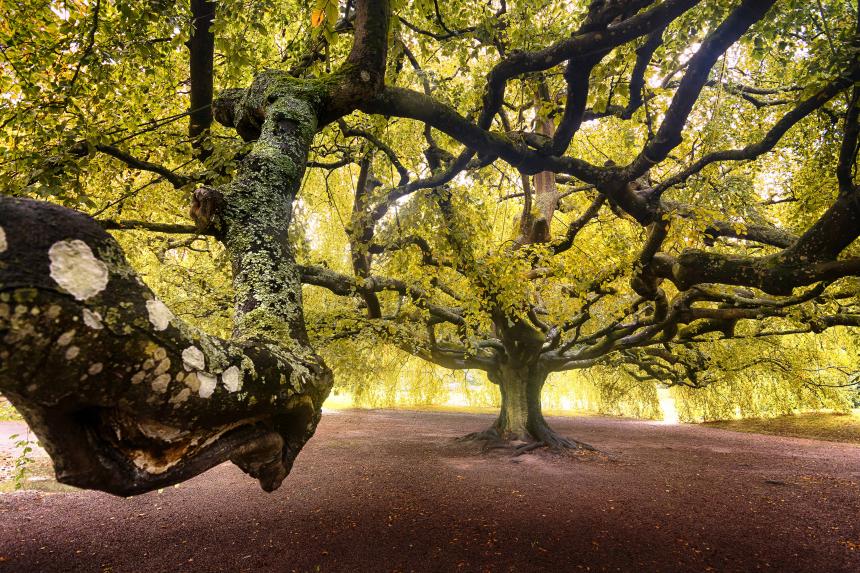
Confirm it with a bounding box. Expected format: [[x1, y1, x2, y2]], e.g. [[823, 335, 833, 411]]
[[469, 364, 595, 451]]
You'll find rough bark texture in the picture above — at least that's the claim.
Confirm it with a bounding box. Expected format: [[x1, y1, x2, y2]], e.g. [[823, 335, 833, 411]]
[[489, 366, 546, 442], [0, 72, 335, 496], [464, 364, 594, 452]]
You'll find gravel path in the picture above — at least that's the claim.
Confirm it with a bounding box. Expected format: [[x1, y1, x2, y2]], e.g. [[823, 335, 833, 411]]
[[1, 409, 859, 572]]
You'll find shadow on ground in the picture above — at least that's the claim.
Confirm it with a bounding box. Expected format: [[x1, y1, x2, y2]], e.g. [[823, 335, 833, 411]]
[[1, 409, 859, 572]]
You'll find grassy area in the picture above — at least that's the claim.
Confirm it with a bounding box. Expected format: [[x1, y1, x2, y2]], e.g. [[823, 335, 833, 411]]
[[702, 411, 860, 444]]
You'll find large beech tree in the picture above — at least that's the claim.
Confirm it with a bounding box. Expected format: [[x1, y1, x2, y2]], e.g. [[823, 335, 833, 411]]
[[1, 0, 859, 493]]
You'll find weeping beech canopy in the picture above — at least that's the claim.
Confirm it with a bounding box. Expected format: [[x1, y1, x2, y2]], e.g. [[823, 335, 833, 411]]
[[1, 0, 859, 493]]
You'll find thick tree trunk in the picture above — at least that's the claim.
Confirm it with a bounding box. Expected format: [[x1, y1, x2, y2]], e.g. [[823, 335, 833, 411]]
[[468, 365, 595, 452], [0, 73, 334, 496]]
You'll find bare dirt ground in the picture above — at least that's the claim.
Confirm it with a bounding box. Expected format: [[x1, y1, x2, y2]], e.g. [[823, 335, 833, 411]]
[[1, 409, 859, 572]]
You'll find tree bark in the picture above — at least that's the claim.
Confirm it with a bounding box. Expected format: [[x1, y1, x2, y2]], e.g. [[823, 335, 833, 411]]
[[469, 365, 594, 451], [0, 73, 334, 496]]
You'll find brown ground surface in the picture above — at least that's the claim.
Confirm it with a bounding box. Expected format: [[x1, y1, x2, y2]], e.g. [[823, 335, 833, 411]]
[[1, 409, 860, 573]]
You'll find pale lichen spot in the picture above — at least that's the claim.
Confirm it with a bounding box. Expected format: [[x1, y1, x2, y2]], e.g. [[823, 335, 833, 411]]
[[131, 371, 146, 384], [153, 357, 171, 376], [153, 347, 168, 361], [197, 372, 217, 398], [48, 240, 109, 301], [182, 346, 206, 371], [142, 358, 155, 371], [137, 419, 186, 442], [82, 308, 103, 330], [46, 305, 62, 319], [183, 372, 201, 392], [88, 362, 104, 375], [221, 365, 242, 392], [0, 304, 9, 320], [151, 373, 171, 393], [175, 371, 185, 382], [169, 388, 191, 405], [65, 345, 80, 360], [57, 330, 75, 346], [145, 298, 174, 331], [0, 225, 6, 253]]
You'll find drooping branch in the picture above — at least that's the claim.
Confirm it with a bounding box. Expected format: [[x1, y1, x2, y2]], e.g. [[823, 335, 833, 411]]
[[478, 0, 701, 130], [339, 120, 410, 185], [299, 264, 465, 327], [662, 200, 798, 248], [837, 86, 860, 194], [368, 235, 445, 267], [349, 157, 384, 318], [623, 0, 778, 180], [552, 194, 606, 254], [68, 0, 101, 92], [623, 27, 665, 118], [68, 141, 193, 188], [99, 219, 201, 235], [652, 250, 860, 295], [651, 70, 860, 198]]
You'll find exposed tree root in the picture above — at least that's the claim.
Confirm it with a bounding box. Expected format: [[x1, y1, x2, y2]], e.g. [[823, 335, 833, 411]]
[[456, 428, 511, 451], [456, 426, 601, 457]]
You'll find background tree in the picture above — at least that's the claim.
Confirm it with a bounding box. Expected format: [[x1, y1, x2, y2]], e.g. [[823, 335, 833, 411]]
[[1, 0, 858, 493]]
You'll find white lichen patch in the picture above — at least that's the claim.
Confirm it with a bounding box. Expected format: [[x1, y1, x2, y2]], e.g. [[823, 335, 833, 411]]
[[153, 347, 167, 361], [151, 373, 171, 393], [65, 346, 80, 360], [197, 372, 217, 398], [0, 226, 6, 253], [57, 330, 75, 346], [82, 308, 103, 329], [131, 371, 146, 384], [182, 346, 206, 371], [48, 240, 109, 301], [146, 298, 174, 331], [88, 363, 103, 375], [221, 365, 242, 392], [46, 305, 62, 319]]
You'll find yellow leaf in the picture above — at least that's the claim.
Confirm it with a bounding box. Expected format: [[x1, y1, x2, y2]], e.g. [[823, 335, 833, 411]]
[[311, 9, 325, 28]]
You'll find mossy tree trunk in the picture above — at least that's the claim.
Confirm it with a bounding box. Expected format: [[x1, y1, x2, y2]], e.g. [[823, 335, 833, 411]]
[[466, 363, 594, 452], [0, 0, 394, 496], [0, 75, 334, 496]]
